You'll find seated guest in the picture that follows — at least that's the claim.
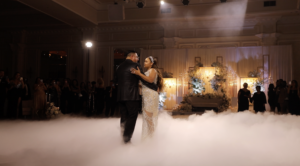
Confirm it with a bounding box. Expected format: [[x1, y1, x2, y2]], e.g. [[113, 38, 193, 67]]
[[33, 77, 47, 119], [238, 83, 251, 112], [251, 86, 267, 113], [268, 84, 276, 112], [288, 80, 300, 115]]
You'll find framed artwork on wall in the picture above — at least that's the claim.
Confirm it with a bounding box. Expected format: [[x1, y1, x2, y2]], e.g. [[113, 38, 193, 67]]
[[195, 57, 201, 65], [216, 56, 223, 64]]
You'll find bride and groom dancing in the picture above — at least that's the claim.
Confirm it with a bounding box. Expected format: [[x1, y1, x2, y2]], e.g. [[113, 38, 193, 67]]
[[115, 51, 163, 143]]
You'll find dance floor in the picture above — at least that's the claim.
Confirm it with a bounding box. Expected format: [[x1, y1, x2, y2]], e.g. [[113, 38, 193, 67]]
[[0, 111, 300, 166]]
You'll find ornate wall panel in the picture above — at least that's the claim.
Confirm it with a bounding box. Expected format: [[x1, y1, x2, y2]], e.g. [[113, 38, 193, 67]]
[[112, 32, 149, 41]]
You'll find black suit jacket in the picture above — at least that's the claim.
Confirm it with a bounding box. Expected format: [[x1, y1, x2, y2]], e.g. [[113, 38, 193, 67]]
[[115, 59, 158, 101]]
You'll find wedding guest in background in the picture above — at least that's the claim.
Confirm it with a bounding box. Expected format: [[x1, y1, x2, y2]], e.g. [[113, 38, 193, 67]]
[[275, 79, 281, 113], [70, 79, 80, 113], [86, 81, 98, 116], [0, 70, 9, 119], [33, 77, 47, 119], [56, 79, 62, 107], [22, 78, 31, 100], [278, 80, 288, 114], [79, 82, 88, 112], [238, 83, 251, 112], [95, 78, 105, 115], [251, 86, 267, 113], [105, 80, 117, 117], [7, 72, 24, 119], [268, 84, 276, 112], [60, 78, 70, 114], [288, 80, 300, 115], [48, 79, 61, 107], [86, 81, 92, 92]]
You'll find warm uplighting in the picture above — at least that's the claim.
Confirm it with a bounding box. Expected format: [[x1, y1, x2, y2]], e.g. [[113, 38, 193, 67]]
[[165, 79, 176, 88], [241, 77, 259, 94], [160, 1, 165, 5], [85, 42, 93, 48], [163, 78, 177, 110]]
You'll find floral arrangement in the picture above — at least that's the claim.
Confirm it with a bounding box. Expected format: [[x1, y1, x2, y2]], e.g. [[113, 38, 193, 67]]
[[162, 71, 173, 78], [173, 92, 230, 112], [45, 102, 62, 118], [188, 62, 205, 94], [252, 78, 266, 94], [159, 92, 167, 109], [248, 70, 260, 77], [210, 62, 228, 92], [190, 78, 205, 94], [173, 61, 231, 113], [173, 103, 192, 112]]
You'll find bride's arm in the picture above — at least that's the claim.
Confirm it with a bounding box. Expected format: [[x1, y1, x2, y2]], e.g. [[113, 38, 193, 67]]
[[131, 67, 156, 83]]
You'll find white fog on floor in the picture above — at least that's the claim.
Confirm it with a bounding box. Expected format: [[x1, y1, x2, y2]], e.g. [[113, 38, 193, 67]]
[[1, 111, 300, 166]]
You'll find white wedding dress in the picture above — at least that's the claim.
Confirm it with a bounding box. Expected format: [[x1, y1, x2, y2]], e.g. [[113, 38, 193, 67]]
[[141, 69, 159, 140]]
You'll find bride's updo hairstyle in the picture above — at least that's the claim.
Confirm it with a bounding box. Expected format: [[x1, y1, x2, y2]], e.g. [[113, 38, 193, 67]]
[[147, 56, 164, 92]]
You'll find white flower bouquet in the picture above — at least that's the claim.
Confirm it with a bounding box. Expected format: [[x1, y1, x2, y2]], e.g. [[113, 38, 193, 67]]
[[45, 102, 62, 118]]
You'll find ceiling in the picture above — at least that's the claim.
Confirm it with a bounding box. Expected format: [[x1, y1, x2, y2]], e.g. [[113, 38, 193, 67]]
[[1, 0, 299, 28], [0, 0, 69, 30]]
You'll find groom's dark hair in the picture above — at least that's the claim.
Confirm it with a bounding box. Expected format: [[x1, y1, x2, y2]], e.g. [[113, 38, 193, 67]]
[[126, 50, 137, 57]]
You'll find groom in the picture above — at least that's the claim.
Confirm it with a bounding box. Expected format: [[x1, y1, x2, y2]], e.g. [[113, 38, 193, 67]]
[[115, 51, 158, 143]]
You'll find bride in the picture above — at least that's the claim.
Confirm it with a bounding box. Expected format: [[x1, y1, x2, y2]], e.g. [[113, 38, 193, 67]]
[[131, 56, 164, 139]]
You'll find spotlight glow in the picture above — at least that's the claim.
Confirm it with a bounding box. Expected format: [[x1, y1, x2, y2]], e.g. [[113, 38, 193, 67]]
[[160, 1, 164, 5], [85, 42, 93, 48]]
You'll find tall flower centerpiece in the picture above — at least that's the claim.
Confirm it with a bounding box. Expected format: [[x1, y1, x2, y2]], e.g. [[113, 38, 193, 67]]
[[188, 62, 205, 94], [210, 62, 228, 92]]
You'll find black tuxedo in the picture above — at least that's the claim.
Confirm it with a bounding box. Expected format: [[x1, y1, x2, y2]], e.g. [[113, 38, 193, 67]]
[[115, 59, 157, 101], [115, 59, 158, 143]]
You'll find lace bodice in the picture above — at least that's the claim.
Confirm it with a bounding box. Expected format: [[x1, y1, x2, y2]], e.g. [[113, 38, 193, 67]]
[[144, 69, 158, 85], [141, 68, 159, 140]]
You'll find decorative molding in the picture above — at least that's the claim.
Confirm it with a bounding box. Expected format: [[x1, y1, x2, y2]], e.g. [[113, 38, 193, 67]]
[[97, 25, 163, 32], [161, 37, 178, 48], [255, 33, 281, 46], [196, 42, 240, 48], [241, 41, 259, 46], [26, 29, 81, 35], [178, 44, 195, 49], [112, 32, 149, 41], [149, 45, 164, 49]]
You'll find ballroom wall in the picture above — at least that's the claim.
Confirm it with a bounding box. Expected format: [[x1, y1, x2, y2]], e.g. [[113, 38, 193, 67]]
[[1, 15, 300, 88]]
